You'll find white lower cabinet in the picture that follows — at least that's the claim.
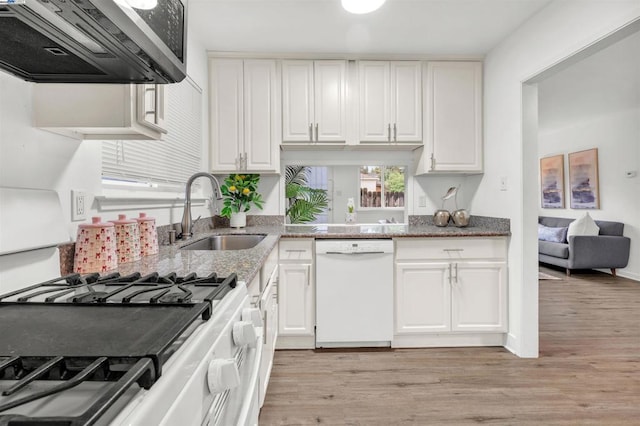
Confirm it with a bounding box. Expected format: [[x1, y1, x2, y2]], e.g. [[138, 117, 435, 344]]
[[395, 262, 451, 334], [276, 239, 315, 349], [394, 237, 507, 348]]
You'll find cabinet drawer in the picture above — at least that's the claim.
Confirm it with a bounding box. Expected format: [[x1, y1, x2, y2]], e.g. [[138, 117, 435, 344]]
[[395, 237, 506, 261], [279, 238, 314, 260]]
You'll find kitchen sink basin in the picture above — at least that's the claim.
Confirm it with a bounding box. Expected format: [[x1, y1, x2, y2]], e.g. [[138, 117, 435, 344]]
[[180, 234, 266, 251]]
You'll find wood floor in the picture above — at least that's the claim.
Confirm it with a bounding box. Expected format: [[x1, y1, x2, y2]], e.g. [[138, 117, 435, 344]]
[[259, 267, 640, 425]]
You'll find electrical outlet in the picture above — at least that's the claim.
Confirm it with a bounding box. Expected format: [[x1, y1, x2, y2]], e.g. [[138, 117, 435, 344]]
[[499, 176, 508, 191], [71, 190, 86, 221], [418, 196, 427, 207]]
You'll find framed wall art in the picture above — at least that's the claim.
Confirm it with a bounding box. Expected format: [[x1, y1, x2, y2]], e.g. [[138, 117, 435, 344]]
[[568, 148, 600, 209], [540, 154, 564, 208]]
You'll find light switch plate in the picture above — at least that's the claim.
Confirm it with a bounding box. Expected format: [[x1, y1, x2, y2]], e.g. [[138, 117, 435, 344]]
[[71, 190, 86, 221]]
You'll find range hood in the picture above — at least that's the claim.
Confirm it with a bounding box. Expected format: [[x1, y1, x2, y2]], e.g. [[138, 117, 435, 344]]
[[0, 0, 187, 83]]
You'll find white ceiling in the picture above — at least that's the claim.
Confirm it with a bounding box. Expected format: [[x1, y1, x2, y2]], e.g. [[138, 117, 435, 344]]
[[188, 0, 552, 57]]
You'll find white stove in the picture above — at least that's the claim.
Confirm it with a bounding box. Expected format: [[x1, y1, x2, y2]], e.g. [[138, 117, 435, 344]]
[[0, 272, 263, 426]]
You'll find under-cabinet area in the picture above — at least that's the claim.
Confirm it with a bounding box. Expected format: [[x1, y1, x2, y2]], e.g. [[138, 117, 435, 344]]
[[276, 234, 508, 350]]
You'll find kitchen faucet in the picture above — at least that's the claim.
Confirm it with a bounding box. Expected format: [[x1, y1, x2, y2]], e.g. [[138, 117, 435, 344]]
[[180, 172, 222, 240]]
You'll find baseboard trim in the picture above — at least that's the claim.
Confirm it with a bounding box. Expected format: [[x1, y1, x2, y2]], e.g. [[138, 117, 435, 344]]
[[392, 333, 505, 348]]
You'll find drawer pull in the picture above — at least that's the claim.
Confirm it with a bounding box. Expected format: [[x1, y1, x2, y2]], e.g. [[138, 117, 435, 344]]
[[443, 249, 464, 252], [285, 249, 307, 252]]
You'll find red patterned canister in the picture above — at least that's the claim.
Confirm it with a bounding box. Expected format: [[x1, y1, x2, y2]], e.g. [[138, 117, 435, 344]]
[[73, 217, 117, 274], [137, 212, 159, 256], [110, 214, 141, 263]]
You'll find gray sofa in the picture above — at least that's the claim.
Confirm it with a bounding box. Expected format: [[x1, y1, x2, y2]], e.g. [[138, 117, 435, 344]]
[[538, 216, 631, 276]]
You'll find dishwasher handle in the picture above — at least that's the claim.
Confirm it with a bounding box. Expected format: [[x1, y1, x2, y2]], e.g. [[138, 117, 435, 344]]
[[324, 251, 386, 255]]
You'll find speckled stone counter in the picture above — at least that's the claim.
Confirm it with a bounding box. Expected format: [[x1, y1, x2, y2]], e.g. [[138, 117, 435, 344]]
[[115, 232, 280, 285], [94, 215, 509, 284]]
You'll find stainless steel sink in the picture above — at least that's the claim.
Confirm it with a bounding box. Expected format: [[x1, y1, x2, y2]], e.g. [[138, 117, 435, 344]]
[[180, 234, 266, 251]]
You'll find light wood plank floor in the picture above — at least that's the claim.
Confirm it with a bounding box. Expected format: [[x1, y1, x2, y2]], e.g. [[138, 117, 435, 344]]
[[259, 267, 640, 425]]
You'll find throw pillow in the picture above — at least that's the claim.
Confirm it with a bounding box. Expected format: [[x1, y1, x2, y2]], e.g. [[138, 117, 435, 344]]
[[567, 212, 600, 237], [538, 224, 568, 243]]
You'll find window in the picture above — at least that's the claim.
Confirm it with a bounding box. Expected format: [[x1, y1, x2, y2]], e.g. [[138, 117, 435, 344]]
[[101, 77, 203, 191], [359, 165, 405, 208]]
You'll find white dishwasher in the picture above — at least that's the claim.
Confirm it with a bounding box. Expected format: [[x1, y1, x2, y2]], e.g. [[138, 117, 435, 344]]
[[315, 239, 394, 348]]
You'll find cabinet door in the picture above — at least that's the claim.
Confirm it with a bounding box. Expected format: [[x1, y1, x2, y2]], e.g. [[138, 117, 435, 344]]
[[425, 61, 482, 172], [282, 60, 314, 142], [314, 60, 346, 142], [210, 58, 243, 171], [451, 261, 507, 332], [243, 59, 280, 171], [136, 84, 167, 133], [358, 61, 391, 142], [391, 61, 422, 142], [395, 262, 451, 334], [278, 263, 314, 336]]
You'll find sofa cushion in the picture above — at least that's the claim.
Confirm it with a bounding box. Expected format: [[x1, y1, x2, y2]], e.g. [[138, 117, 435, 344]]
[[538, 224, 568, 243], [567, 212, 599, 237], [539, 241, 569, 259], [595, 220, 624, 236]]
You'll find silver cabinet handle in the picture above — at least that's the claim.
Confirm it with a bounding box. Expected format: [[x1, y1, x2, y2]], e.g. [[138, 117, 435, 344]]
[[314, 123, 318, 142], [153, 84, 159, 125], [387, 123, 391, 142], [263, 310, 267, 344], [430, 153, 436, 170], [443, 248, 464, 252], [285, 249, 306, 253], [306, 264, 311, 286], [448, 263, 452, 285], [309, 123, 313, 141], [393, 123, 397, 142], [243, 152, 248, 170], [454, 263, 459, 284]]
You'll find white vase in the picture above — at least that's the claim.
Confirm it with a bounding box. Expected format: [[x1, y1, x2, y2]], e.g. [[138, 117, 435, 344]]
[[230, 212, 247, 228]]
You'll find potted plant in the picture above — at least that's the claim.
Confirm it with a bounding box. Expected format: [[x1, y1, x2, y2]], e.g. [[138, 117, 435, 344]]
[[220, 174, 264, 227], [285, 166, 329, 224]]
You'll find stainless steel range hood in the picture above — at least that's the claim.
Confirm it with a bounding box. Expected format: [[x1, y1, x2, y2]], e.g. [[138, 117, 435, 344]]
[[0, 0, 187, 83]]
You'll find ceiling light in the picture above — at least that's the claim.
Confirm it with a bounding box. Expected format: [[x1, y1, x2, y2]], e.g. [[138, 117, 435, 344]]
[[125, 0, 158, 10], [342, 0, 386, 15]]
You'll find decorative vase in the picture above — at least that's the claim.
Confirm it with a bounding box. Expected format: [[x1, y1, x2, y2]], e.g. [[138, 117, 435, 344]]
[[230, 212, 247, 228], [345, 212, 357, 223]]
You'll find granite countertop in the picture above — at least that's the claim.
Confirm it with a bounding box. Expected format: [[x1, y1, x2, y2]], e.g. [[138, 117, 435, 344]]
[[114, 217, 509, 285]]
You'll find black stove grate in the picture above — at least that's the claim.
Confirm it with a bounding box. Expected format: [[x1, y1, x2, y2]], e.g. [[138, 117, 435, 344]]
[[0, 271, 238, 425]]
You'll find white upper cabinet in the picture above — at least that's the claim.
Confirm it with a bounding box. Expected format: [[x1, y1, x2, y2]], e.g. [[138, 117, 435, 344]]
[[209, 58, 280, 173], [358, 61, 422, 144], [34, 84, 167, 140], [416, 61, 483, 174], [282, 60, 347, 144]]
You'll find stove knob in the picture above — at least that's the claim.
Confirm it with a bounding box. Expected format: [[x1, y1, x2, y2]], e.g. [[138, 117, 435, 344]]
[[242, 307, 263, 327], [233, 321, 257, 348], [207, 359, 240, 394]]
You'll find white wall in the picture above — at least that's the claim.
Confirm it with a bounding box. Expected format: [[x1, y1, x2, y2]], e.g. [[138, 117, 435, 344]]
[[477, 1, 640, 357], [0, 25, 211, 242], [538, 31, 640, 281]]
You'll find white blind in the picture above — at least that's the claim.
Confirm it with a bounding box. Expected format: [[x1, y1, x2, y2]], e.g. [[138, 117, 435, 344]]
[[102, 78, 202, 187]]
